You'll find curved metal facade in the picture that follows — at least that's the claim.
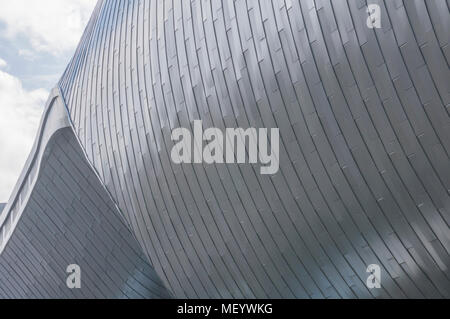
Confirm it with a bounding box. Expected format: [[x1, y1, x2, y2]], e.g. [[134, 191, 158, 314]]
[[0, 127, 171, 299], [1, 0, 449, 298], [0, 94, 171, 298]]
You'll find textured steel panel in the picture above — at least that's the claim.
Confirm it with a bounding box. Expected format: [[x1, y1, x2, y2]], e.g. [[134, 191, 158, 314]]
[[0, 0, 448, 299], [0, 128, 171, 299], [53, 0, 449, 298]]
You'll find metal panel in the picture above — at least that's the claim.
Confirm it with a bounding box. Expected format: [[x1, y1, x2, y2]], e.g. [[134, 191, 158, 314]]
[[1, 0, 449, 299], [0, 128, 171, 299], [55, 0, 449, 299]]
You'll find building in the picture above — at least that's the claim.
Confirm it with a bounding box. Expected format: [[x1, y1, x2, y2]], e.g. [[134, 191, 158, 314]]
[[0, 0, 449, 299]]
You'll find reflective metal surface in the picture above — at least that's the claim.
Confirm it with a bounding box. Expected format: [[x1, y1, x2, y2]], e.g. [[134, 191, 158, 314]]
[[1, 0, 449, 299]]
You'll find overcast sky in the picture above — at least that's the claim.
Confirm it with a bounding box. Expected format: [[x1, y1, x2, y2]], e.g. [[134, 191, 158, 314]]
[[0, 0, 97, 203]]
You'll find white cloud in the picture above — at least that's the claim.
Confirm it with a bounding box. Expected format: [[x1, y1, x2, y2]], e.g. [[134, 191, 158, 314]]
[[0, 57, 6, 69], [0, 0, 97, 56], [0, 1, 96, 202], [0, 66, 48, 202], [18, 49, 38, 61]]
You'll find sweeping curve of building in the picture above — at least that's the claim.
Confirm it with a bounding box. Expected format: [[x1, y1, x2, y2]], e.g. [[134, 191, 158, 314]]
[[0, 0, 449, 299]]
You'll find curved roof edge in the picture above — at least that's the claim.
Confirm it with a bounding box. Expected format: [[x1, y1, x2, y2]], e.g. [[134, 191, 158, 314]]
[[0, 88, 71, 253]]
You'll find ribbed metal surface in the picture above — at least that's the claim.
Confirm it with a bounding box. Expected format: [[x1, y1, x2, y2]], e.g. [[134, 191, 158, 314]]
[[55, 0, 450, 298], [0, 128, 172, 299]]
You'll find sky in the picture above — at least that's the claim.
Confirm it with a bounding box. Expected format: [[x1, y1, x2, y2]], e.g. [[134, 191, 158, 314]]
[[0, 0, 97, 203]]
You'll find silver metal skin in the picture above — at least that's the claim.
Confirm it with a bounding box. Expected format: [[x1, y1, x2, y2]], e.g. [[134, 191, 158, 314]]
[[1, 0, 449, 298], [0, 93, 171, 298]]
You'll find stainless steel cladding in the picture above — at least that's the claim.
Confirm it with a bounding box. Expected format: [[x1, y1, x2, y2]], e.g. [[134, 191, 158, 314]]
[[1, 0, 449, 299]]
